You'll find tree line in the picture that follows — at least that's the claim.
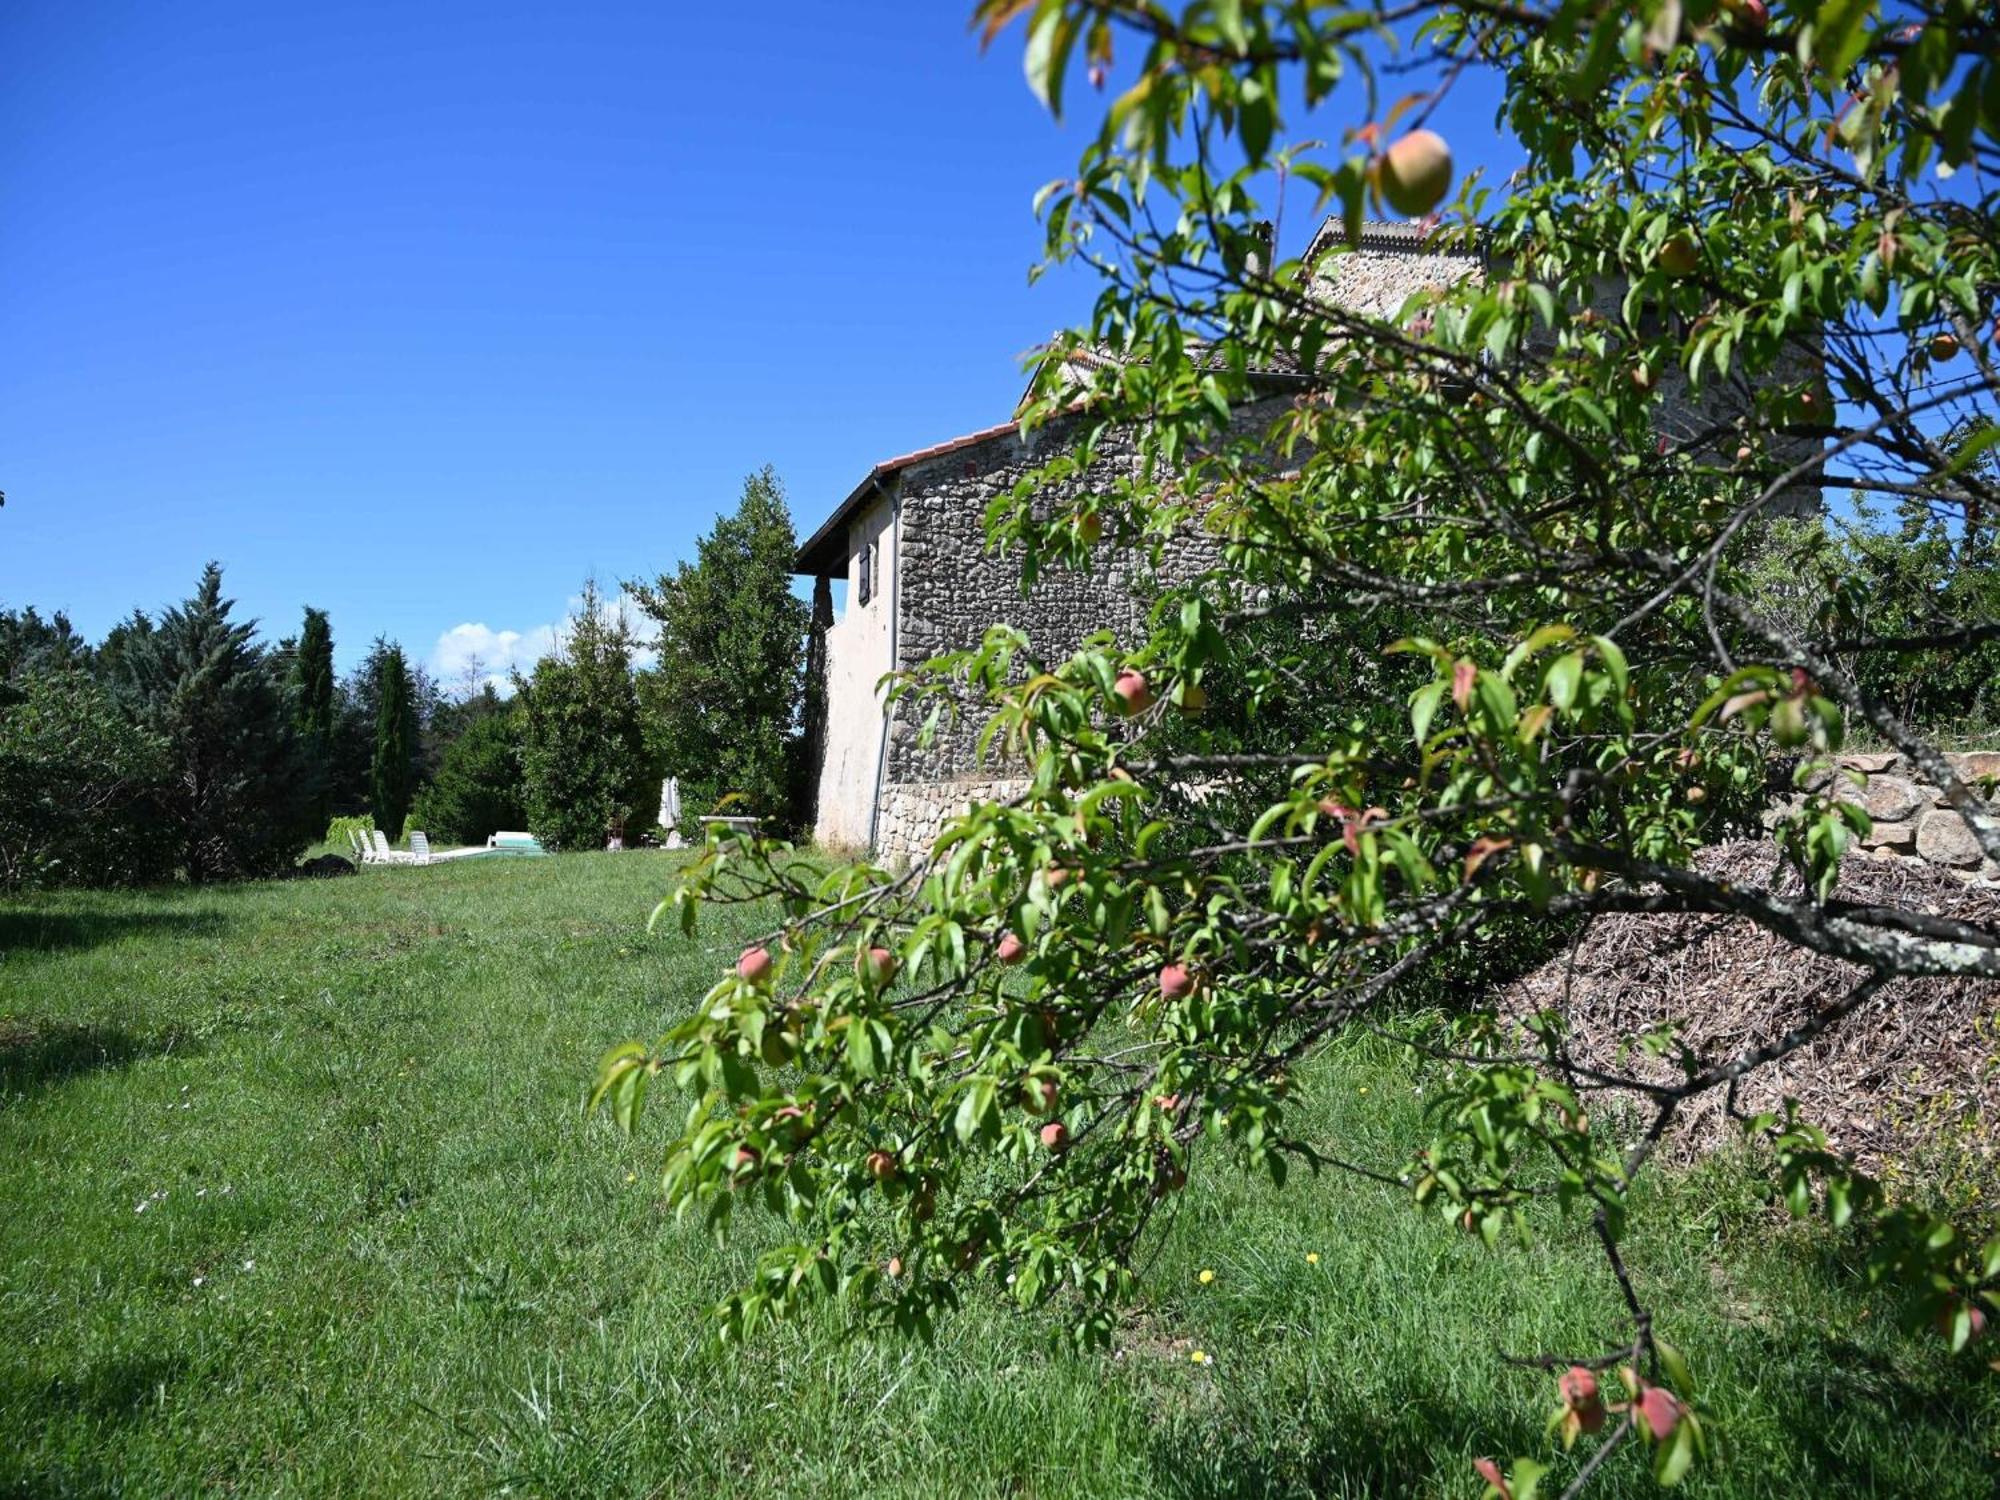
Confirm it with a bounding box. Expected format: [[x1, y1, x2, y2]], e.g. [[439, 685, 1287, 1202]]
[[0, 466, 819, 888]]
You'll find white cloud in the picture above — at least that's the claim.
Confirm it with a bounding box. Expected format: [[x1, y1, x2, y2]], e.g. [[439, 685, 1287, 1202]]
[[428, 588, 657, 697]]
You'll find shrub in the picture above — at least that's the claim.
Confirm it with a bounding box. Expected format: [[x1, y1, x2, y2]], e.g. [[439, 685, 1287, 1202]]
[[406, 713, 526, 845], [0, 666, 172, 890], [324, 813, 376, 855]]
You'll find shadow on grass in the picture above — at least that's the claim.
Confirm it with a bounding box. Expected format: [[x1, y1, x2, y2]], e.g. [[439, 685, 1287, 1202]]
[[0, 907, 223, 956], [0, 1020, 193, 1099], [1140, 1337, 1996, 1499]]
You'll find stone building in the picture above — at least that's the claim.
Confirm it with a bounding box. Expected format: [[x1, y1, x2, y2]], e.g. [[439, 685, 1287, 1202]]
[[793, 216, 1819, 858]]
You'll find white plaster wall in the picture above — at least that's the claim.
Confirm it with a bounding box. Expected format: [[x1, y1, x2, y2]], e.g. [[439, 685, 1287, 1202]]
[[813, 491, 897, 852]]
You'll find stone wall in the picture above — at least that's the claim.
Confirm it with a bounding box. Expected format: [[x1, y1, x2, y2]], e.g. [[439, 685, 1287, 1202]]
[[872, 776, 1032, 866], [887, 411, 1245, 786], [1820, 751, 2000, 880]]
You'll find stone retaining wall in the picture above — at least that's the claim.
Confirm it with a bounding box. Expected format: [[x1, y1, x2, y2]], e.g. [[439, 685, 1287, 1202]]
[[1819, 750, 2000, 880], [872, 777, 1032, 866]]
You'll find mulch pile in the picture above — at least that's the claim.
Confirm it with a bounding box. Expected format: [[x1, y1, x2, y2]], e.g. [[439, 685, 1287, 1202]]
[[1501, 841, 2000, 1180]]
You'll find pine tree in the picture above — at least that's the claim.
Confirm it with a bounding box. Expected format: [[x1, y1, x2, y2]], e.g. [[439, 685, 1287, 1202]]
[[292, 607, 336, 829], [111, 563, 315, 881], [369, 642, 418, 841], [630, 467, 810, 831]]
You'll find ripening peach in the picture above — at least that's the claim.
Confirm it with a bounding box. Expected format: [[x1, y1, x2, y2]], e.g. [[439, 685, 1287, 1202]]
[[865, 1150, 898, 1182], [1378, 129, 1454, 217], [1040, 1121, 1070, 1151], [1180, 682, 1208, 714], [1931, 331, 1961, 362], [1730, 0, 1769, 31], [997, 930, 1028, 966], [1159, 963, 1194, 1000], [1026, 1076, 1060, 1115], [886, 1255, 904, 1279], [1115, 669, 1154, 715], [1076, 510, 1104, 544], [737, 945, 773, 985], [1635, 1386, 1682, 1441], [1657, 232, 1700, 277], [1558, 1366, 1607, 1433], [731, 1146, 761, 1173], [862, 946, 897, 986], [1936, 1299, 1989, 1345]]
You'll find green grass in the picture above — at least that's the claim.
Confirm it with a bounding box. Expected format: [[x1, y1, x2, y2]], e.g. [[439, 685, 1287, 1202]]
[[2, 855, 1994, 1497]]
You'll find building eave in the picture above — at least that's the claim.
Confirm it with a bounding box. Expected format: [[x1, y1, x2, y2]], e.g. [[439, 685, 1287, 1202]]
[[793, 418, 1028, 578]]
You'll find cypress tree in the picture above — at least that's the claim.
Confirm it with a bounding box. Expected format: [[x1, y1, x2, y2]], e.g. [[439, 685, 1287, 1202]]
[[370, 643, 418, 840], [292, 607, 336, 828]]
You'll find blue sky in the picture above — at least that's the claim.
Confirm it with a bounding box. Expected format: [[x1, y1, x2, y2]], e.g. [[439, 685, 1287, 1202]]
[[0, 2, 1501, 683]]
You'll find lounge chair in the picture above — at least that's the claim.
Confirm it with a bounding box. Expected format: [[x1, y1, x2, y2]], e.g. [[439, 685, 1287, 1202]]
[[408, 831, 433, 865], [487, 831, 544, 852], [347, 828, 372, 864], [369, 830, 415, 865]]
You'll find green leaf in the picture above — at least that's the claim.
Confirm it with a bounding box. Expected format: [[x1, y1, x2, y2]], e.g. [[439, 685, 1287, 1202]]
[[1022, 0, 1079, 118], [1545, 652, 1583, 711], [1410, 680, 1446, 746], [1654, 1416, 1698, 1486], [1656, 1338, 1696, 1397]]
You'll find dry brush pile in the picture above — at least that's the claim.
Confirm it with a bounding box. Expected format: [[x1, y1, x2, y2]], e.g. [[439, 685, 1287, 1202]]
[[1506, 841, 2000, 1201]]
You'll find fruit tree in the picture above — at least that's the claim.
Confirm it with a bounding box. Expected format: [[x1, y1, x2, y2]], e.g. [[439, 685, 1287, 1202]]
[[597, 1, 1998, 1491]]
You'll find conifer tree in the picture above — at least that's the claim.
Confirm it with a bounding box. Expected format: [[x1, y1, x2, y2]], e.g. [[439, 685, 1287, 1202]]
[[630, 467, 809, 830], [111, 563, 314, 880], [369, 642, 418, 841], [517, 581, 653, 851], [292, 607, 336, 828]]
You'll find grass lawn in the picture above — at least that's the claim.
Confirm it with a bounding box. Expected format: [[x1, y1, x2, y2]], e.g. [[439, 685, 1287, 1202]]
[[3, 853, 1994, 1497]]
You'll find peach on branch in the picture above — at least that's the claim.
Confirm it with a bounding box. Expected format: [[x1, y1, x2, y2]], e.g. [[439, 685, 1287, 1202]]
[[996, 930, 1028, 965], [1936, 1299, 1989, 1345], [1377, 129, 1453, 217], [1635, 1385, 1683, 1441], [860, 946, 898, 986], [1557, 1366, 1607, 1434], [1159, 963, 1194, 1000], [1657, 232, 1701, 277], [1025, 1077, 1060, 1115], [1075, 510, 1103, 544], [1114, 668, 1154, 715], [736, 945, 773, 985], [1179, 681, 1207, 714], [1040, 1121, 1070, 1151], [1930, 330, 1961, 362], [865, 1149, 898, 1182]]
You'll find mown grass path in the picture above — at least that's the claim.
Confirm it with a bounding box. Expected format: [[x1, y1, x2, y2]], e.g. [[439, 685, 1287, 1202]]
[[2, 855, 1993, 1496]]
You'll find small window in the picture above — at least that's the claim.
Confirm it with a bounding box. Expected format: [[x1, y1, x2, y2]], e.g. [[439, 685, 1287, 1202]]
[[857, 541, 873, 607]]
